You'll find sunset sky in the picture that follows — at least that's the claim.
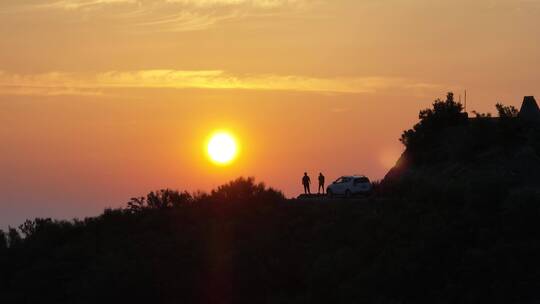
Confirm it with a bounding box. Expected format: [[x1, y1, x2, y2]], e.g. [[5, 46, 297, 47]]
[[1, 0, 539, 227]]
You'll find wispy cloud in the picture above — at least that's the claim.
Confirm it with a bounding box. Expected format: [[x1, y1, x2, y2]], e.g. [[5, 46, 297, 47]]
[[0, 69, 441, 96], [0, 0, 309, 32], [164, 0, 305, 9], [36, 0, 302, 10], [33, 0, 136, 10], [0, 71, 103, 96]]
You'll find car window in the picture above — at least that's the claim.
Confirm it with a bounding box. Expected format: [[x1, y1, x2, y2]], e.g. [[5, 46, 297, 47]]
[[342, 178, 351, 183], [334, 178, 344, 184], [353, 178, 361, 184], [359, 177, 370, 183]]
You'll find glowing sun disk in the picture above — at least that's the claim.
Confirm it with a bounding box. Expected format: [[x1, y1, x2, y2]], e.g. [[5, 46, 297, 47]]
[[207, 132, 238, 165]]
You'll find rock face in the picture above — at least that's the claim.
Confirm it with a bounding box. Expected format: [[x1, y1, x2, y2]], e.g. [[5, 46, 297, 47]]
[[519, 96, 540, 122]]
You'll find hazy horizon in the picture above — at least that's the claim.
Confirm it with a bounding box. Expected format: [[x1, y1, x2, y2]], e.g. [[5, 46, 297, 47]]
[[2, 0, 539, 227]]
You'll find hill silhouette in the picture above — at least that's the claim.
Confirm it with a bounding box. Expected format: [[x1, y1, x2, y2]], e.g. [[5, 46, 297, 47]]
[[384, 93, 540, 199], [1, 96, 540, 303]]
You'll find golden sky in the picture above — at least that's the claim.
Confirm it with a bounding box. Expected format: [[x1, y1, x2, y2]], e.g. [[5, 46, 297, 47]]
[[1, 0, 539, 226]]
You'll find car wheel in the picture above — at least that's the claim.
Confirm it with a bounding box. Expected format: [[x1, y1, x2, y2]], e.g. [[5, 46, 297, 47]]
[[345, 189, 351, 198]]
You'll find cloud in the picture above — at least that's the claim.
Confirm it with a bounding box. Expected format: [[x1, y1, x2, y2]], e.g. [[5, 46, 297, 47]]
[[0, 0, 136, 13], [0, 0, 309, 32], [35, 0, 301, 10], [0, 71, 103, 96], [37, 0, 136, 10], [165, 0, 304, 8], [0, 69, 441, 96]]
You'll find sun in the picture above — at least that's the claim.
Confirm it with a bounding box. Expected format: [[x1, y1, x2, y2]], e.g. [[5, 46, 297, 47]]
[[206, 131, 238, 166]]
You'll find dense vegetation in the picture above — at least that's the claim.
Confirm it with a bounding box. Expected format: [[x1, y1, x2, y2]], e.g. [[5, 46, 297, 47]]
[[398, 92, 537, 166], [2, 177, 539, 303], [2, 94, 540, 303], [387, 93, 540, 194]]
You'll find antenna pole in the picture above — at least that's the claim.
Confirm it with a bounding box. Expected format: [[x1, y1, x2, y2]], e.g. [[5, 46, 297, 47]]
[[464, 90, 467, 112]]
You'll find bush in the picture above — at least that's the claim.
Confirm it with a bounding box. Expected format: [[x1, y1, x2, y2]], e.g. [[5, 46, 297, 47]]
[[400, 92, 466, 151], [127, 189, 193, 212], [0, 177, 539, 303]]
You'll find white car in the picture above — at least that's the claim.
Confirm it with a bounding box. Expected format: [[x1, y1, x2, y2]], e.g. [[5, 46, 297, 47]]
[[326, 175, 373, 197]]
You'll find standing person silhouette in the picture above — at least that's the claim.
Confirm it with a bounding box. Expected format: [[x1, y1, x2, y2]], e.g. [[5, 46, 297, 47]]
[[318, 172, 325, 194], [302, 172, 311, 195]]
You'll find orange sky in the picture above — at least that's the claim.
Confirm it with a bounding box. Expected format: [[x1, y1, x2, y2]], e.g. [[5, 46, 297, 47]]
[[1, 0, 539, 227]]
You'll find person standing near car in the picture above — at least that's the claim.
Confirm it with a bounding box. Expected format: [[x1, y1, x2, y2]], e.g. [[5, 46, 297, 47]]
[[318, 173, 325, 194], [302, 172, 311, 194]]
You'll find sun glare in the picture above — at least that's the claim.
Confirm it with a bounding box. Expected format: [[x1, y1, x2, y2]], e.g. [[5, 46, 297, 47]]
[[207, 131, 238, 166]]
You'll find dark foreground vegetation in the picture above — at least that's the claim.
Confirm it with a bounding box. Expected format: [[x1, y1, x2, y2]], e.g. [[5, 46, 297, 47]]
[[387, 93, 540, 188], [2, 94, 540, 304], [2, 178, 539, 304]]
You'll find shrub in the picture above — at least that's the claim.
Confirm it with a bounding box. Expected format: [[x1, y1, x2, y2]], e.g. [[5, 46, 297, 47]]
[[400, 92, 466, 149]]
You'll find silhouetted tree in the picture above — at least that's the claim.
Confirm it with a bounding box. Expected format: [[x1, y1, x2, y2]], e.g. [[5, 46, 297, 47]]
[[148, 189, 192, 209], [1, 173, 540, 303], [19, 218, 56, 239], [496, 103, 519, 119], [19, 220, 35, 238], [400, 92, 466, 149], [127, 189, 193, 212], [126, 196, 146, 212], [472, 111, 492, 119], [0, 230, 7, 252], [7, 227, 22, 248], [209, 177, 285, 203]]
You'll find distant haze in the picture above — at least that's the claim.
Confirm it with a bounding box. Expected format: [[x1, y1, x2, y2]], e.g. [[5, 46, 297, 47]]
[[1, 0, 539, 227]]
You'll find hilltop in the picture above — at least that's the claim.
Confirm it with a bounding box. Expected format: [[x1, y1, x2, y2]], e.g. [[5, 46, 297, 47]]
[[384, 94, 540, 199], [1, 94, 540, 304]]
